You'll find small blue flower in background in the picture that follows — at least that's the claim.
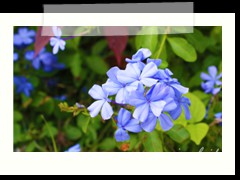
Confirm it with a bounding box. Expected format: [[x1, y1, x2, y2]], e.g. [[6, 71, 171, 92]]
[[50, 26, 66, 54], [25, 48, 65, 72], [14, 76, 33, 97], [169, 90, 191, 120], [14, 52, 19, 61], [115, 108, 142, 142], [14, 28, 35, 46], [54, 95, 67, 101], [103, 67, 138, 104], [125, 48, 151, 63], [65, 144, 81, 152], [87, 85, 113, 120], [214, 112, 222, 126], [201, 66, 222, 95]]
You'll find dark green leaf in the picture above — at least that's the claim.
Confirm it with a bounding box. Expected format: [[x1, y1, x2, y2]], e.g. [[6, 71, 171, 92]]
[[77, 114, 91, 133], [65, 125, 82, 141], [14, 111, 23, 122], [166, 124, 190, 143], [99, 138, 116, 151], [86, 55, 109, 75], [143, 131, 163, 152]]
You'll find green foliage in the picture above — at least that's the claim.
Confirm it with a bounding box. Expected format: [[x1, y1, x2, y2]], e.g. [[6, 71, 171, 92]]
[[186, 123, 209, 145], [167, 37, 197, 62], [143, 131, 163, 152], [166, 125, 190, 144]]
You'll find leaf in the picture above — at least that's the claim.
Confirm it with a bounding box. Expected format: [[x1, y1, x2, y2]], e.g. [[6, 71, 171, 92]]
[[14, 111, 23, 122], [77, 114, 91, 133], [86, 55, 109, 75], [185, 28, 209, 53], [186, 123, 209, 145], [91, 39, 108, 55], [25, 142, 35, 152], [34, 26, 53, 56], [41, 123, 58, 138], [188, 71, 202, 88], [104, 27, 128, 66], [143, 131, 163, 152], [69, 53, 82, 78], [166, 124, 190, 144], [136, 26, 158, 54], [65, 125, 82, 141], [99, 138, 116, 151], [167, 37, 197, 62], [185, 92, 206, 123]]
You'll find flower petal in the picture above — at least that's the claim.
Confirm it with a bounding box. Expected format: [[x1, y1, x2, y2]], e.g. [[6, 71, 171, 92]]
[[117, 63, 140, 84], [140, 62, 158, 79], [52, 43, 59, 54], [115, 128, 130, 142], [116, 88, 128, 104], [101, 102, 113, 120], [117, 108, 132, 127], [107, 66, 120, 83], [182, 104, 191, 120], [87, 100, 105, 118], [212, 88, 221, 95], [147, 58, 162, 67], [133, 103, 149, 122], [200, 72, 212, 81], [125, 119, 142, 133], [159, 114, 173, 131], [150, 100, 166, 117], [170, 83, 189, 94], [88, 85, 106, 100], [103, 79, 122, 96], [208, 66, 217, 78], [141, 113, 157, 132], [141, 78, 158, 87], [163, 98, 177, 112], [169, 105, 182, 120]]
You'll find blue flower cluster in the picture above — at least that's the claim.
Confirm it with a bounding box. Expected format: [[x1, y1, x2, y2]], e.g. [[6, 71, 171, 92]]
[[14, 27, 66, 97], [50, 26, 66, 54], [201, 66, 222, 95], [88, 48, 191, 142]]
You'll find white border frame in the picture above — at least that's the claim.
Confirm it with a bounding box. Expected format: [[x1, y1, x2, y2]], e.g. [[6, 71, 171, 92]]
[[0, 13, 235, 175]]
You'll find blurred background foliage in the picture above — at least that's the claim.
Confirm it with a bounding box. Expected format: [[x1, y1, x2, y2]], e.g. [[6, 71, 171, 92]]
[[14, 26, 222, 152]]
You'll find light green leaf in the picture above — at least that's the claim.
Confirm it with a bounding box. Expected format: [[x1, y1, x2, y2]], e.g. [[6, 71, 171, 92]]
[[185, 28, 209, 53], [135, 26, 158, 53], [143, 131, 163, 152], [186, 123, 209, 145], [65, 125, 82, 141], [77, 114, 91, 133], [185, 92, 206, 123], [99, 138, 116, 151], [166, 124, 190, 144], [167, 37, 197, 62], [86, 55, 109, 75]]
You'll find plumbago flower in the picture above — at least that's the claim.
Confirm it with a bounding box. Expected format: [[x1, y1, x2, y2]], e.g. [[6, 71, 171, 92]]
[[14, 76, 33, 97], [87, 48, 191, 142], [25, 48, 65, 72], [14, 28, 36, 46], [201, 66, 222, 95], [50, 26, 66, 54], [65, 144, 81, 152]]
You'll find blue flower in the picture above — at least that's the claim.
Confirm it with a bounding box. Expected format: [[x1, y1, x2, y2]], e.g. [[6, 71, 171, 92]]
[[87, 85, 113, 120], [76, 102, 85, 109], [14, 76, 33, 97], [125, 48, 151, 63], [50, 26, 66, 54], [215, 112, 222, 126], [14, 52, 19, 61], [128, 83, 177, 123], [117, 62, 159, 87], [65, 144, 81, 152], [25, 49, 65, 72], [14, 28, 35, 46], [115, 108, 142, 142], [155, 68, 189, 95], [103, 67, 139, 104], [168, 90, 191, 120], [55, 95, 67, 101], [201, 66, 222, 95]]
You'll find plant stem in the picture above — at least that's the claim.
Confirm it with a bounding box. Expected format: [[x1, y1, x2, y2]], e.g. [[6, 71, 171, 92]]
[[41, 115, 58, 152], [154, 27, 170, 59]]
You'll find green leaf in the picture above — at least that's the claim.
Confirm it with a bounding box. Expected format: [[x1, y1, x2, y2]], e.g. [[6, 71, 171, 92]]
[[185, 28, 209, 53], [14, 124, 22, 144], [174, 113, 188, 127], [192, 90, 211, 106], [65, 125, 82, 141], [186, 123, 209, 145], [188, 71, 202, 88], [185, 92, 206, 123], [91, 39, 108, 55], [14, 111, 23, 122], [166, 124, 190, 144], [69, 53, 82, 78], [38, 98, 55, 116], [41, 123, 58, 138], [143, 131, 163, 152], [25, 142, 35, 152], [29, 76, 40, 87], [167, 37, 197, 62], [77, 114, 91, 133], [135, 26, 158, 53], [99, 138, 116, 151], [86, 55, 109, 75]]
